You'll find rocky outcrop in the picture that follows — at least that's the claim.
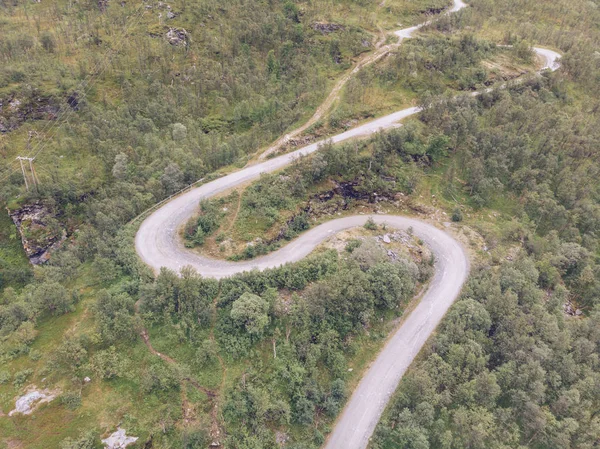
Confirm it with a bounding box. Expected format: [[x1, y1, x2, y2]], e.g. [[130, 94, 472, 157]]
[[101, 428, 138, 449], [9, 387, 60, 416], [312, 22, 345, 34], [0, 93, 61, 133], [166, 27, 189, 46], [9, 203, 66, 265]]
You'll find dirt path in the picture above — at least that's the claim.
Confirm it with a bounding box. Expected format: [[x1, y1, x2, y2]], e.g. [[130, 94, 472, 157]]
[[134, 299, 223, 445], [256, 0, 465, 161], [223, 192, 242, 234], [257, 41, 397, 161]]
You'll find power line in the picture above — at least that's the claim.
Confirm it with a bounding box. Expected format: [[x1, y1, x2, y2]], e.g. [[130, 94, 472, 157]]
[[29, 1, 149, 161], [0, 1, 149, 186]]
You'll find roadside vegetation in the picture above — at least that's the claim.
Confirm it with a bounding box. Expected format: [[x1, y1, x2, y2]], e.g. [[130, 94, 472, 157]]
[[2, 0, 600, 447], [369, 0, 600, 446], [0, 0, 452, 446]]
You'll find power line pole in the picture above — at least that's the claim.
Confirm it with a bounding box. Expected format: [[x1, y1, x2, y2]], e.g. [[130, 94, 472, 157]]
[[17, 157, 29, 191], [28, 157, 39, 188], [16, 156, 38, 192]]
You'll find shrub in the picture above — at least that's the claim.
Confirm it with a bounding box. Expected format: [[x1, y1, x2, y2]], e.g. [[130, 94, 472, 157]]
[[0, 371, 10, 384], [452, 207, 463, 222], [12, 368, 33, 387], [60, 392, 82, 410], [364, 217, 377, 230]]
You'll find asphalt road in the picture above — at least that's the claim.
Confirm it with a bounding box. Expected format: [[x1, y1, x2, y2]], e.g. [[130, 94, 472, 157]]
[[134, 1, 561, 446]]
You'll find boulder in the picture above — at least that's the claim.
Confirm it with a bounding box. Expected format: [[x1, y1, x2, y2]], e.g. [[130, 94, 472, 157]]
[[9, 202, 66, 264], [166, 27, 189, 46], [101, 428, 138, 449], [9, 387, 59, 416]]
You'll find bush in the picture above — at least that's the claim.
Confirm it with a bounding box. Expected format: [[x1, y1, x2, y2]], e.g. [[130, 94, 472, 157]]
[[364, 217, 377, 230], [0, 371, 10, 384], [182, 428, 210, 449], [12, 368, 33, 387], [196, 340, 218, 367], [345, 239, 362, 253], [452, 207, 463, 222], [59, 430, 96, 449], [60, 392, 82, 410], [40, 32, 56, 52]]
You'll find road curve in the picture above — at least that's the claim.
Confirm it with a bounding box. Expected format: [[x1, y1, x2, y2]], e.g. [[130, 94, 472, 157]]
[[135, 105, 422, 278], [321, 218, 468, 449], [134, 47, 559, 278], [134, 2, 561, 447]]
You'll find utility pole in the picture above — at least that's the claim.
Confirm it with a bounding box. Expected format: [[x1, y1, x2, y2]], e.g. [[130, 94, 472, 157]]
[[16, 156, 38, 191], [17, 157, 29, 191]]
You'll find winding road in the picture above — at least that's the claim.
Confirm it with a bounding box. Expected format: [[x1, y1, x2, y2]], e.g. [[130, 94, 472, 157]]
[[135, 1, 561, 447]]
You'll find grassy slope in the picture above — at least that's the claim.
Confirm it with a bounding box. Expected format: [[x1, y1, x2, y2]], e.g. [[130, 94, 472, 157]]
[[0, 2, 460, 448], [0, 211, 31, 288]]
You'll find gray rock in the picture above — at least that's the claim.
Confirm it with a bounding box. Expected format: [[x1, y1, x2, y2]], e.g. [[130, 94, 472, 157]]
[[101, 428, 138, 449], [166, 27, 189, 46], [9, 388, 58, 416], [383, 234, 391, 244], [9, 202, 66, 264]]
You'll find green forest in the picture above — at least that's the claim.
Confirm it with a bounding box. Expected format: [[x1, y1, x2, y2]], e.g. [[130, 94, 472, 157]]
[[1, 0, 600, 447]]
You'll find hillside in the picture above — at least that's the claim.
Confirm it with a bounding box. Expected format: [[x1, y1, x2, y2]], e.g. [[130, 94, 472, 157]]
[[2, 0, 600, 448]]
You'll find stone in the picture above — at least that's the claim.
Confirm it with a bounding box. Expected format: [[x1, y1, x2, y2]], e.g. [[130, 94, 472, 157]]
[[575, 309, 583, 316], [383, 234, 391, 244], [101, 428, 138, 449], [9, 202, 66, 264], [9, 387, 59, 416], [84, 376, 91, 383], [275, 431, 289, 446], [1, 93, 61, 133], [166, 27, 189, 46]]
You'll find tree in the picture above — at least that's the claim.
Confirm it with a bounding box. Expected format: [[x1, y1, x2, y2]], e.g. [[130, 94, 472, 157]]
[[52, 337, 88, 373], [368, 263, 409, 310], [230, 292, 269, 336], [266, 50, 280, 79], [140, 361, 181, 393], [91, 256, 120, 283], [32, 282, 73, 316], [94, 290, 136, 344], [111, 153, 128, 180], [172, 123, 187, 141], [89, 346, 129, 379], [161, 162, 185, 195], [426, 135, 449, 163]]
